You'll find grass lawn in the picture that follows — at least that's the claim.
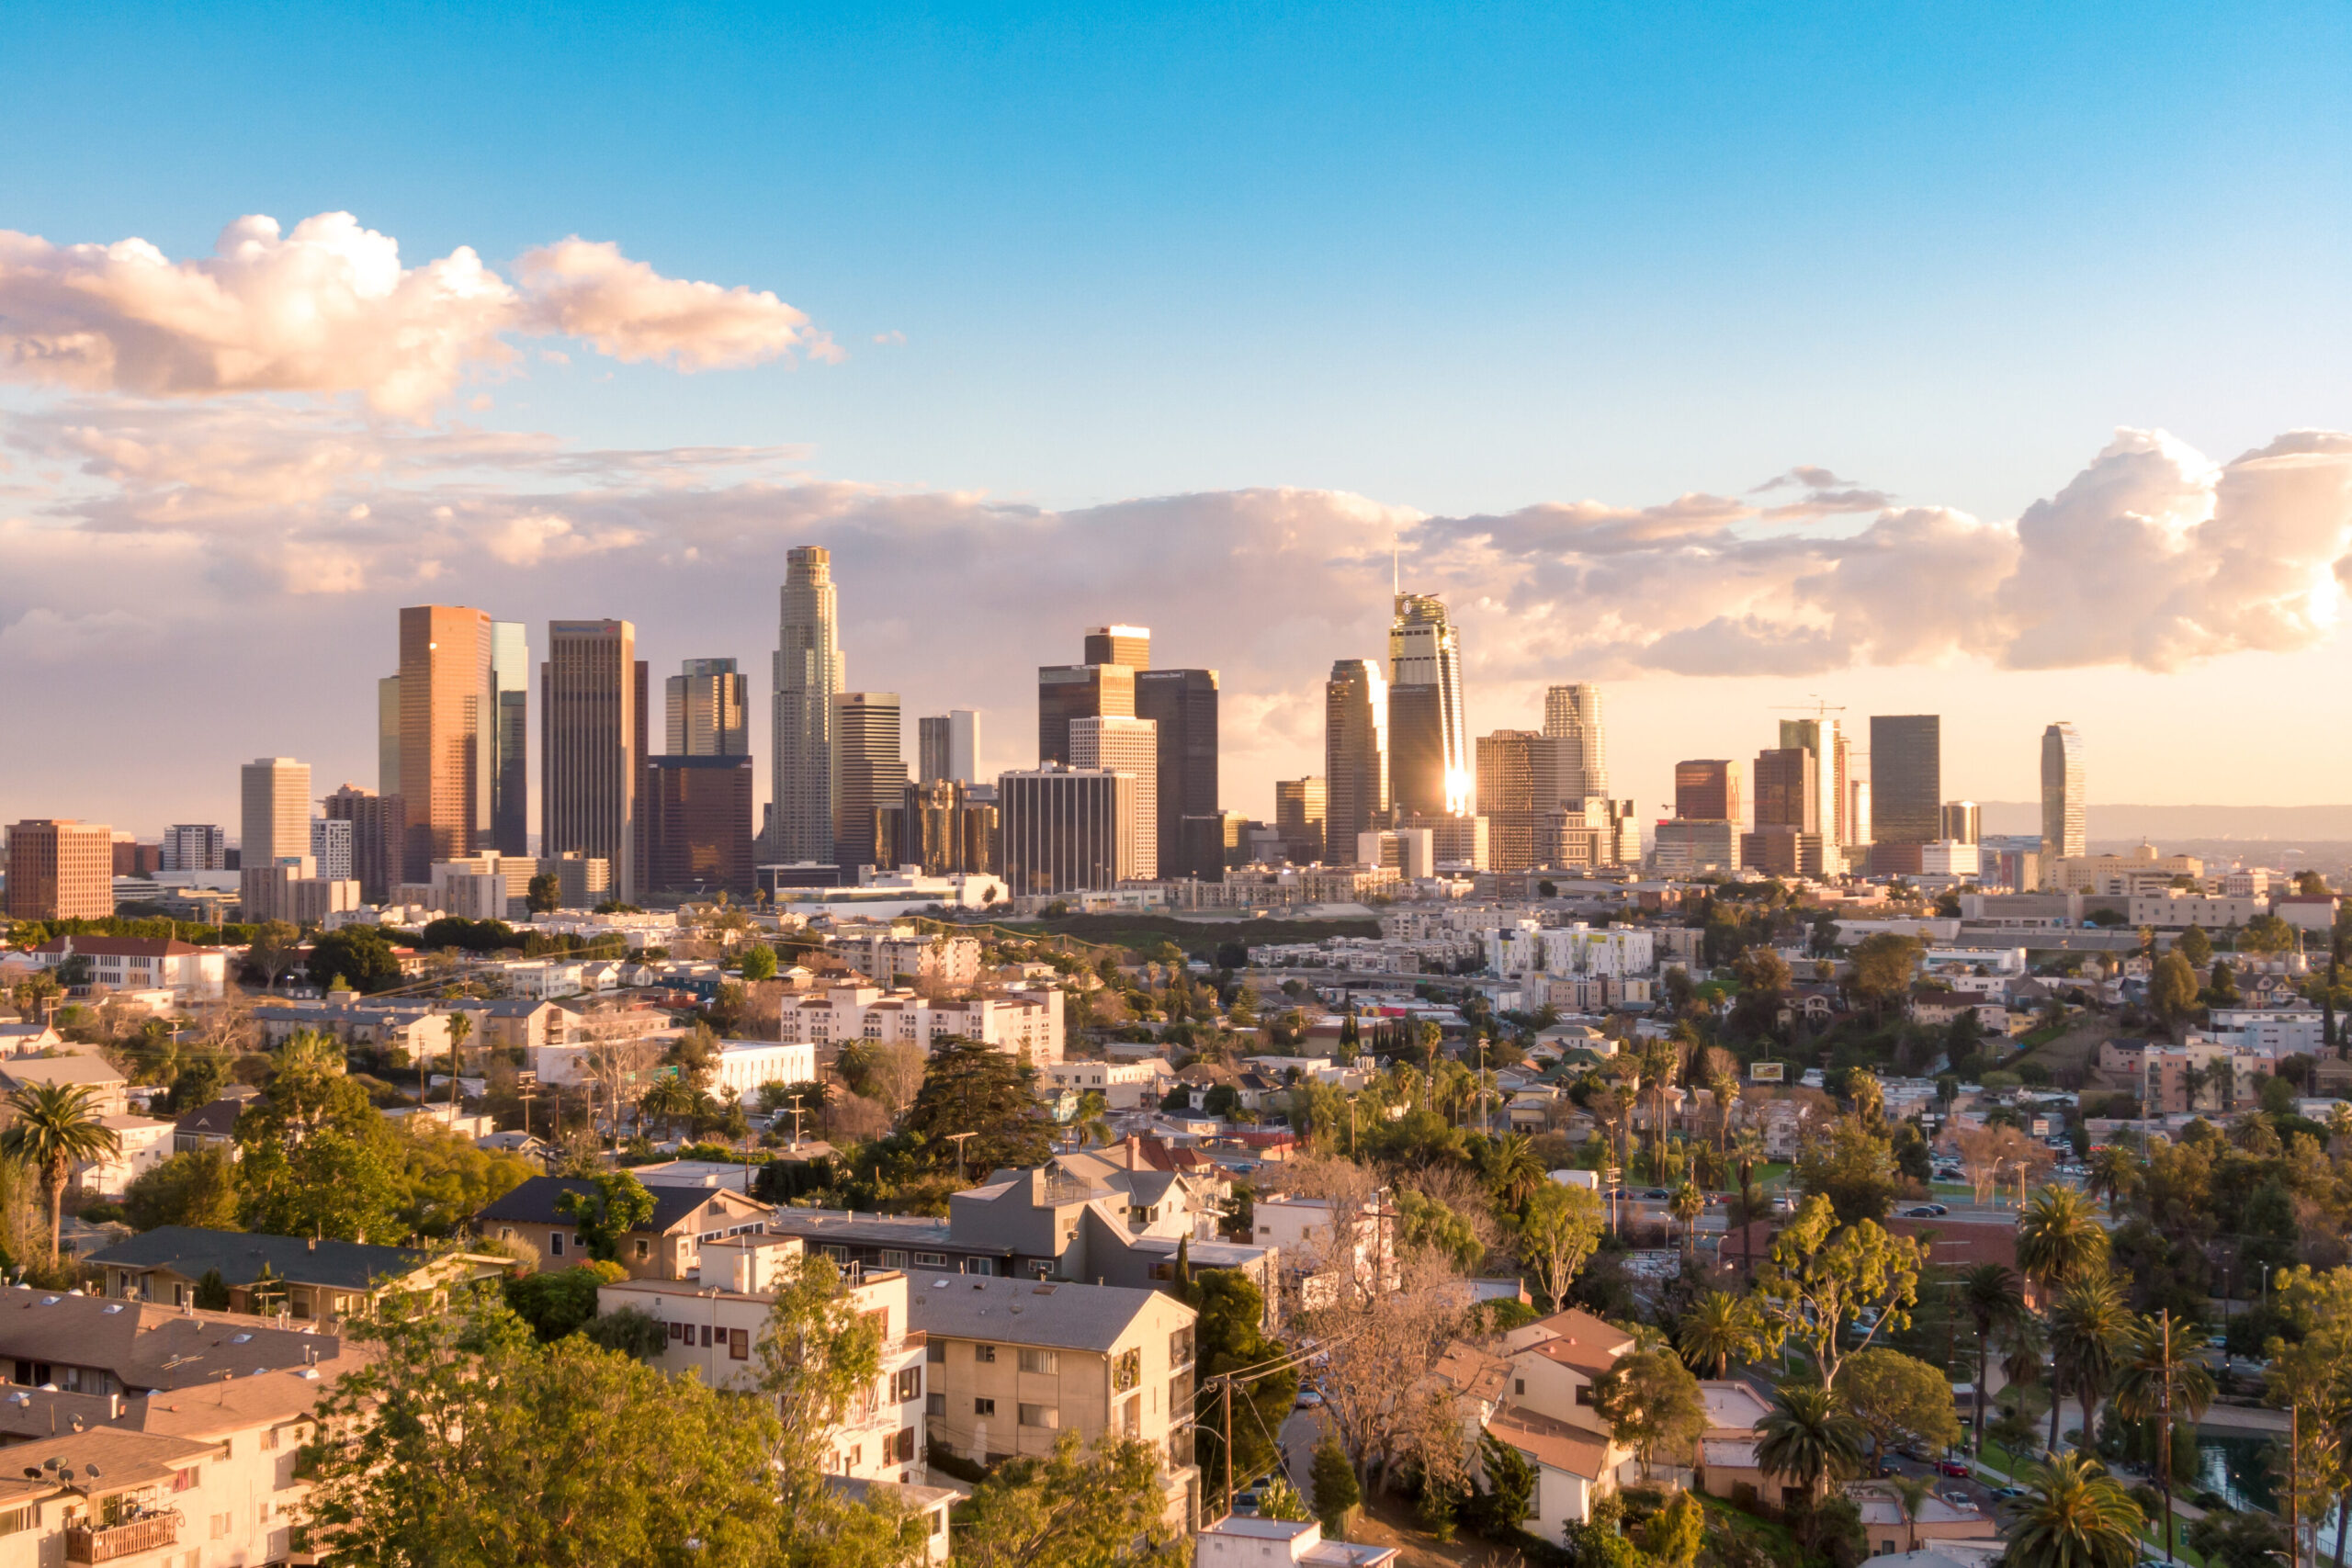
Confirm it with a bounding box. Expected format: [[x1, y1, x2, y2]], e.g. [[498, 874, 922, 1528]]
[[1698, 1492, 1802, 1565]]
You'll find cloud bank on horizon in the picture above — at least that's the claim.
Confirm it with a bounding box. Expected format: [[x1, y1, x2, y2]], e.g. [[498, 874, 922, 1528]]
[[3, 212, 2352, 809]]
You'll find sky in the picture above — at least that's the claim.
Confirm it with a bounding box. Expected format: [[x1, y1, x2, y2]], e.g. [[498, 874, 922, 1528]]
[[4, 1, 2352, 837]]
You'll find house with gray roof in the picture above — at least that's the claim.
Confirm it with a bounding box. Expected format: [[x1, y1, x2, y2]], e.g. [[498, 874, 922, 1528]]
[[87, 1225, 510, 1327], [471, 1175, 769, 1280]]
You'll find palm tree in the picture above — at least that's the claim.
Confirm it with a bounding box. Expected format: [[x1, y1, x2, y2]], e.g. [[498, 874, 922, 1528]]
[[1756, 1382, 1865, 1509], [1670, 1181, 1705, 1262], [1712, 1069, 1741, 1160], [1, 1083, 120, 1261], [2004, 1452, 2144, 1568], [1679, 1290, 1765, 1377], [1074, 1089, 1113, 1147], [639, 1076, 697, 1143], [1890, 1474, 1934, 1553], [1995, 1311, 2051, 1456], [2111, 1310, 2215, 1567], [445, 1010, 473, 1114], [1961, 1263, 2030, 1451], [2082, 1145, 2140, 1219], [2049, 1274, 2132, 1454], [1481, 1132, 1544, 1208], [2018, 1184, 2110, 1299]]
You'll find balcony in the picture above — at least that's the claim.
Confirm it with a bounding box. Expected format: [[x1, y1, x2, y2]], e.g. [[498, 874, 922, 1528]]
[[67, 1510, 180, 1563]]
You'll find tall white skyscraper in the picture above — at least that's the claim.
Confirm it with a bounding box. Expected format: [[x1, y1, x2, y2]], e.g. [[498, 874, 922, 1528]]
[[771, 546, 843, 863], [1777, 716, 1847, 873], [310, 817, 355, 883], [2041, 722, 2086, 860], [1389, 594, 1470, 817], [1543, 684, 1608, 800], [240, 757, 311, 869], [1069, 714, 1159, 879]]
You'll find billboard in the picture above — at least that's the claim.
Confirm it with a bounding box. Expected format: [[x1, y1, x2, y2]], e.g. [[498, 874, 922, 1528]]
[[1748, 1061, 1786, 1083]]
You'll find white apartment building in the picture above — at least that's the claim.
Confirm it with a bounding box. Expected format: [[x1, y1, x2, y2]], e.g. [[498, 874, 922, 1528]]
[[27, 936, 227, 999], [1044, 1058, 1176, 1111], [1485, 920, 1655, 982], [599, 1236, 930, 1486], [840, 930, 984, 988], [2129, 892, 2266, 930], [712, 1040, 819, 1101], [777, 984, 1065, 1067], [309, 817, 355, 883], [2209, 1007, 2328, 1055]]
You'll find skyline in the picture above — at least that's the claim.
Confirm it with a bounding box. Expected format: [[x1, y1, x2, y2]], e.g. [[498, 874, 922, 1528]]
[[6, 4, 2352, 829]]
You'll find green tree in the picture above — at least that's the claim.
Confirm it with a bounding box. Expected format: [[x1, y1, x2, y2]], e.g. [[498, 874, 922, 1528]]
[[1512, 1179, 1604, 1310], [397, 1130, 535, 1238], [236, 1032, 405, 1242], [2149, 951, 2200, 1035], [166, 1054, 232, 1113], [1668, 1181, 1705, 1261], [2111, 1311, 2215, 1565], [1757, 1381, 1865, 1504], [122, 1145, 243, 1232], [1310, 1435, 1362, 1534], [1186, 1269, 1295, 1495], [1467, 1431, 1535, 1537], [2177, 926, 2213, 967], [1590, 1348, 1708, 1481], [555, 1171, 657, 1264], [739, 943, 778, 983], [752, 1251, 888, 1542], [1255, 1477, 1311, 1523], [2006, 1452, 2144, 1568], [1838, 1348, 1962, 1472], [1679, 1289, 1767, 1377], [300, 1285, 853, 1568], [1792, 1116, 1904, 1224], [306, 925, 404, 993], [2048, 1274, 2132, 1453], [582, 1305, 667, 1359], [506, 1262, 628, 1341], [526, 873, 561, 914], [1754, 1195, 1924, 1388], [1478, 1132, 1544, 1209], [2018, 1184, 2110, 1297], [1634, 1490, 1705, 1568], [192, 1267, 231, 1310], [0, 1082, 120, 1258], [1849, 933, 1925, 1017], [246, 919, 303, 988], [900, 1041, 1055, 1174], [1959, 1263, 2029, 1449], [956, 1432, 1187, 1568]]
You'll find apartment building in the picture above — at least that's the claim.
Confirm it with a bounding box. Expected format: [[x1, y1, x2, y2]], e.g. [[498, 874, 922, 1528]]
[[839, 931, 984, 989], [25, 936, 227, 999], [910, 1274, 1200, 1528], [1043, 1058, 1177, 1111], [598, 1235, 931, 1485], [4, 819, 114, 920], [775, 984, 1065, 1067]]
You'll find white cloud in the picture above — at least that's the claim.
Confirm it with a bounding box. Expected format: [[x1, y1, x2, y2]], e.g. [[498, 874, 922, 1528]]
[[0, 213, 833, 417]]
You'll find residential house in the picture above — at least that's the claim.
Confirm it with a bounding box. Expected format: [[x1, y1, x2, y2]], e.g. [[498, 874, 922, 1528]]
[[471, 1176, 770, 1279], [73, 1114, 174, 1198], [172, 1090, 254, 1154], [1849, 1481, 1997, 1555], [909, 1273, 1201, 1529], [598, 1235, 930, 1485], [0, 1054, 128, 1116], [1692, 1380, 1781, 1505], [1251, 1192, 1393, 1307], [1481, 1308, 1638, 1537], [89, 1225, 512, 1326], [27, 934, 228, 1000]]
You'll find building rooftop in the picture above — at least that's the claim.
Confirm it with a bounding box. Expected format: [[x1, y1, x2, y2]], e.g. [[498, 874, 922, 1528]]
[[87, 1225, 434, 1292], [474, 1176, 752, 1235], [907, 1275, 1183, 1353], [1485, 1404, 1612, 1480]]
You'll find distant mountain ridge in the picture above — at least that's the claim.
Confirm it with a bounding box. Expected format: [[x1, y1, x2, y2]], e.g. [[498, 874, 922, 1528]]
[[1974, 802, 2352, 841]]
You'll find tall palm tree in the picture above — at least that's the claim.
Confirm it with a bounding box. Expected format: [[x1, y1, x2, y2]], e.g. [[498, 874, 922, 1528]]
[[1482, 1132, 1544, 1209], [2018, 1185, 2110, 1300], [1679, 1290, 1765, 1378], [2004, 1452, 2144, 1568], [2049, 1275, 2132, 1454], [1961, 1263, 2030, 1451], [445, 1010, 473, 1114], [2111, 1310, 2215, 1567], [1712, 1069, 1741, 1161], [1996, 1311, 2051, 1455], [2083, 1145, 2141, 1219], [1670, 1181, 1705, 1262], [1, 1083, 120, 1260], [1756, 1382, 1864, 1507], [1074, 1089, 1114, 1147], [1890, 1474, 1934, 1553]]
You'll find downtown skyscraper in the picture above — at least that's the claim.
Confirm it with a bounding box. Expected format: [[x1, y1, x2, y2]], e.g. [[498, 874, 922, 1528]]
[[771, 547, 843, 863], [395, 604, 495, 883], [1388, 594, 1469, 817], [2041, 722, 2086, 860], [1323, 659, 1389, 863], [543, 619, 647, 902], [1542, 683, 1608, 800]]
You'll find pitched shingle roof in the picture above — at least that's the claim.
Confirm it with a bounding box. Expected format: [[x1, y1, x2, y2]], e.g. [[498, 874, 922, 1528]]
[[87, 1225, 428, 1292], [471, 1175, 752, 1235]]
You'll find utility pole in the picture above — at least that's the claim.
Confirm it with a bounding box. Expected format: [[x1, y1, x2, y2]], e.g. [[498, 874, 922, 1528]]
[[2160, 1309, 2176, 1564], [946, 1131, 977, 1183], [1223, 1376, 1235, 1518]]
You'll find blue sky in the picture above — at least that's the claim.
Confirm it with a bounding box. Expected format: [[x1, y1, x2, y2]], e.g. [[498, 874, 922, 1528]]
[[6, 2, 2352, 831], [8, 1, 2348, 516]]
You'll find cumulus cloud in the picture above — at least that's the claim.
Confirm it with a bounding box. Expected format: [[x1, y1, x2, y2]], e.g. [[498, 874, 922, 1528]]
[[0, 213, 832, 416]]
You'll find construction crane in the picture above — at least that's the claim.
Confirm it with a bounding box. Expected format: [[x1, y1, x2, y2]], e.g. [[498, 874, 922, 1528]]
[[1770, 695, 1847, 721]]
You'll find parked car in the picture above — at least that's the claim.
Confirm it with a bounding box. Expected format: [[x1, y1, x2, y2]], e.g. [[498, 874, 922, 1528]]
[[1992, 1485, 2027, 1500], [1294, 1389, 1325, 1409], [1939, 1460, 1972, 1478]]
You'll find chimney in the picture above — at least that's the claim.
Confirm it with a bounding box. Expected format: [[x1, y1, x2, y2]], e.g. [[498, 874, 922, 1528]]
[[307, 1237, 317, 1251], [1125, 1134, 1139, 1169]]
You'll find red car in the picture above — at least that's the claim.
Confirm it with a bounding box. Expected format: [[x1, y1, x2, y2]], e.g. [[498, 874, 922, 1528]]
[[1938, 1460, 1972, 1478]]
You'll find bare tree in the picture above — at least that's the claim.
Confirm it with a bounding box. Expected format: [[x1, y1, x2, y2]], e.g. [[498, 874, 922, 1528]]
[[1306, 1249, 1474, 1496], [1398, 1162, 1502, 1264], [576, 1006, 662, 1149], [867, 1042, 928, 1116]]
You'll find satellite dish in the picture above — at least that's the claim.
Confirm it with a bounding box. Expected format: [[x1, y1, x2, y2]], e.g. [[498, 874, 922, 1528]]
[[18, 1468, 36, 1481], [83, 1464, 100, 1479]]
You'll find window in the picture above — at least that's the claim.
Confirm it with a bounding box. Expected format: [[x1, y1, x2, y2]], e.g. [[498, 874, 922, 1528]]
[[669, 1321, 688, 1342], [0, 1506, 31, 1536], [974, 1398, 996, 1417], [1575, 1385, 1594, 1407], [1169, 1327, 1194, 1368], [974, 1344, 997, 1363], [549, 1231, 564, 1258], [263, 1427, 279, 1450], [211, 1513, 232, 1540], [173, 1466, 199, 1492], [881, 1250, 909, 1269], [895, 1368, 922, 1402], [894, 1427, 917, 1463], [1018, 1348, 1057, 1375], [964, 1258, 994, 1278], [913, 1252, 946, 1269], [729, 1328, 750, 1360], [635, 1238, 650, 1260], [1112, 1348, 1141, 1393], [926, 1393, 945, 1416], [926, 1340, 945, 1364], [1018, 1404, 1058, 1429], [1514, 1378, 1525, 1396]]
